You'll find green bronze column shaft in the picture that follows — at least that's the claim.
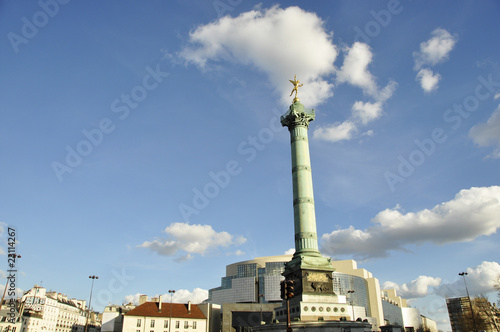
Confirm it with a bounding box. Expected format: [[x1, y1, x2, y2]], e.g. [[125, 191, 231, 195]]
[[281, 100, 321, 257]]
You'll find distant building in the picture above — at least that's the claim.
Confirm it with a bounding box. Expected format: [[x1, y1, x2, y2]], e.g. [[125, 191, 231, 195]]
[[447, 296, 500, 332], [101, 303, 136, 332], [20, 285, 100, 332], [123, 297, 220, 332], [0, 299, 23, 332]]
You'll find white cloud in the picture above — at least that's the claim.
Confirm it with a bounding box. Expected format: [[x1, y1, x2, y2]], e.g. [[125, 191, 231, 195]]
[[336, 42, 377, 97], [413, 28, 457, 70], [321, 186, 500, 260], [469, 104, 500, 159], [313, 120, 357, 142], [139, 222, 247, 258], [180, 6, 396, 142], [313, 43, 397, 140], [416, 68, 441, 92], [383, 276, 442, 299], [179, 5, 337, 107], [413, 28, 456, 92], [352, 101, 382, 125], [124, 288, 208, 305], [284, 248, 295, 255], [435, 261, 500, 298]]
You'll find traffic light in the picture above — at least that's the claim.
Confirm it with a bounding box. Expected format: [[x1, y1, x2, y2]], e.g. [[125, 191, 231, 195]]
[[285, 280, 295, 298]]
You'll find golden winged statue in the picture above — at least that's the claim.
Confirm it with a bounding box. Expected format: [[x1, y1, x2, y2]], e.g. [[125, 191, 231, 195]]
[[289, 75, 303, 102]]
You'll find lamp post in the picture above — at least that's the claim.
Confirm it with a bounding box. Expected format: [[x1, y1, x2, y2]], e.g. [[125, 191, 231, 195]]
[[168, 290, 175, 332], [85, 275, 98, 332], [459, 272, 477, 332], [347, 290, 355, 321], [259, 294, 264, 324]]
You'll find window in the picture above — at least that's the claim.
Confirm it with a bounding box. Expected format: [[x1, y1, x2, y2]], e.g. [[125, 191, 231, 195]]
[[151, 320, 155, 328], [175, 321, 180, 329], [137, 319, 142, 327], [164, 320, 168, 328], [192, 322, 197, 329], [184, 322, 188, 329]]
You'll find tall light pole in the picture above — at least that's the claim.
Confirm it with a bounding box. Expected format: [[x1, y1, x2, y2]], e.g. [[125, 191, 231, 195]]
[[85, 275, 98, 332], [347, 290, 355, 321], [459, 272, 477, 332], [168, 290, 175, 332]]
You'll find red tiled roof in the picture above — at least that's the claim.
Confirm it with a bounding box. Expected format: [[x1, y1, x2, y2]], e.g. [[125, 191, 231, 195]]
[[125, 302, 206, 319]]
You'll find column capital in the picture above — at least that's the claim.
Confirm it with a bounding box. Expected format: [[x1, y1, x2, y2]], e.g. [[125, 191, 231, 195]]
[[280, 102, 315, 130]]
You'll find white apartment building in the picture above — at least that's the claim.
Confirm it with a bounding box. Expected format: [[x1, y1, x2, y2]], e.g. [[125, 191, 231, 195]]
[[20, 285, 99, 332], [123, 297, 220, 332]]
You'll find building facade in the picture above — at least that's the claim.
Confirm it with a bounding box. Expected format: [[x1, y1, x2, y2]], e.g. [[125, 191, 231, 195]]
[[20, 285, 99, 332], [447, 296, 500, 332], [123, 298, 220, 332], [101, 304, 136, 332], [207, 256, 290, 305], [207, 256, 437, 332], [0, 299, 23, 332]]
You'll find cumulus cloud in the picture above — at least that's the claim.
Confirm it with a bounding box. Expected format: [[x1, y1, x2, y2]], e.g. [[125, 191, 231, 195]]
[[284, 248, 295, 255], [383, 276, 442, 299], [139, 222, 246, 259], [416, 68, 441, 92], [313, 120, 357, 142], [413, 28, 457, 70], [413, 28, 457, 92], [336, 42, 377, 96], [313, 44, 397, 142], [321, 186, 500, 260], [125, 288, 208, 305], [435, 261, 500, 298], [179, 5, 337, 107], [469, 104, 500, 159], [180, 6, 397, 143]]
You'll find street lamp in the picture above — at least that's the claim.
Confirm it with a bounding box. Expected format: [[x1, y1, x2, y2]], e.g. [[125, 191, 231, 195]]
[[347, 290, 355, 321], [169, 290, 175, 332], [85, 275, 98, 332], [459, 272, 477, 332]]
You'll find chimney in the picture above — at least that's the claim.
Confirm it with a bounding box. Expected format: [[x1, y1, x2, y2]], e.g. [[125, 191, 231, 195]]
[[188, 301, 191, 314], [139, 295, 148, 305], [158, 295, 162, 313]]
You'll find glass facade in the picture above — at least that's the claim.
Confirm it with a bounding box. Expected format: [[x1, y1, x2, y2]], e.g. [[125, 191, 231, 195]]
[[332, 272, 370, 316], [207, 258, 288, 305], [237, 263, 257, 278]]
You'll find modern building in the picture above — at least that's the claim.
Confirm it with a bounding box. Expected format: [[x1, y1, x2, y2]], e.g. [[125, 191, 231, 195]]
[[123, 297, 220, 332], [207, 256, 290, 305], [20, 285, 100, 332], [206, 256, 437, 332], [447, 296, 500, 332]]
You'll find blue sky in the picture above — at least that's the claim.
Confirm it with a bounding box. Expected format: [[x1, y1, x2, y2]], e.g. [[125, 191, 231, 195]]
[[2, 1, 500, 331]]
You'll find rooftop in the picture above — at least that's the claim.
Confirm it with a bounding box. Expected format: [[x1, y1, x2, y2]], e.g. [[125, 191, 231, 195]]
[[125, 302, 206, 319]]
